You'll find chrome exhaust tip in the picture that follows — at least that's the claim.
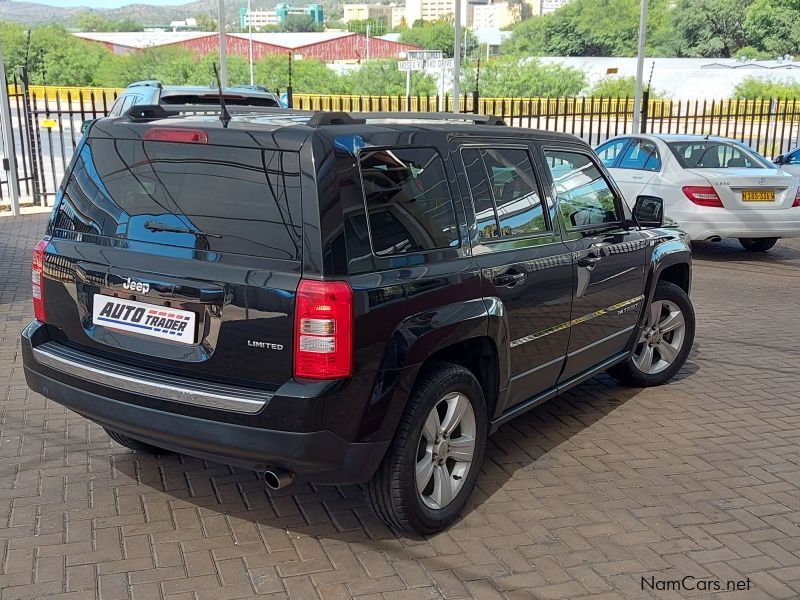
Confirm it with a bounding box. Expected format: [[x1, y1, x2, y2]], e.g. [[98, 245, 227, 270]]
[[264, 468, 295, 490], [706, 236, 722, 242]]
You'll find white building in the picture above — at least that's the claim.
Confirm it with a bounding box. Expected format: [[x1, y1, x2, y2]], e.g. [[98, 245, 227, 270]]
[[242, 8, 280, 29], [404, 0, 471, 25], [471, 1, 517, 29]]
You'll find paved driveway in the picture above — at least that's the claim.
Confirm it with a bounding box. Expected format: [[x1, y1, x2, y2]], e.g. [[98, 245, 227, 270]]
[[2, 213, 800, 600]]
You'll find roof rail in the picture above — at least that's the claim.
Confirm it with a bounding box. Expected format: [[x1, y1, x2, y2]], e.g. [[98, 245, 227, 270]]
[[127, 80, 163, 89], [306, 112, 366, 126], [306, 111, 506, 127]]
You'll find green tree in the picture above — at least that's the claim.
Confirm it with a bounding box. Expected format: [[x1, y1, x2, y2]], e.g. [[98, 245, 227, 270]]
[[339, 60, 437, 95], [75, 12, 143, 32], [473, 57, 587, 97], [743, 0, 800, 57], [502, 0, 675, 57], [253, 55, 343, 93], [399, 20, 477, 58], [280, 14, 322, 32], [195, 13, 218, 32], [732, 77, 800, 98], [674, 0, 753, 57]]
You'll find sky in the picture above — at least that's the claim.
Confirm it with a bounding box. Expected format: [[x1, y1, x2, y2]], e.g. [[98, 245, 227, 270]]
[[27, 0, 195, 7]]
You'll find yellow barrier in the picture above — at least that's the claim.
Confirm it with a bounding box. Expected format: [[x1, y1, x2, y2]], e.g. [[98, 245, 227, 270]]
[[8, 85, 121, 103]]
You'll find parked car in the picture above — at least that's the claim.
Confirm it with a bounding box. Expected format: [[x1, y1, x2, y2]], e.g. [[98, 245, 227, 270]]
[[81, 81, 281, 132], [23, 109, 695, 534], [596, 134, 800, 252], [773, 147, 800, 177]]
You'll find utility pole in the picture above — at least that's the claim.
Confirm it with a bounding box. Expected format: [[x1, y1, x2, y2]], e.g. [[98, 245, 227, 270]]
[[366, 22, 371, 61], [247, 0, 254, 85], [632, 0, 649, 132], [217, 0, 228, 87], [453, 0, 461, 112], [0, 40, 20, 216]]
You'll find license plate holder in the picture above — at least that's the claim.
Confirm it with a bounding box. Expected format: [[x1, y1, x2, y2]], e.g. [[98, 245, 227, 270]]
[[92, 294, 196, 344], [742, 190, 775, 202]]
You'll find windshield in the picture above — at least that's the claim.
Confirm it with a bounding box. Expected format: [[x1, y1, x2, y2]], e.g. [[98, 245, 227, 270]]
[[667, 141, 773, 169]]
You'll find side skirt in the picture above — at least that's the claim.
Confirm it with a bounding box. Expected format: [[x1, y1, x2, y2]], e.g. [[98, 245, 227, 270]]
[[489, 351, 630, 434]]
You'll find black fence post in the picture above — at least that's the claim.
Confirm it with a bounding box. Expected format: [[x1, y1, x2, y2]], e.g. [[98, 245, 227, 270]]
[[18, 66, 42, 206], [286, 53, 294, 109], [640, 89, 650, 134]]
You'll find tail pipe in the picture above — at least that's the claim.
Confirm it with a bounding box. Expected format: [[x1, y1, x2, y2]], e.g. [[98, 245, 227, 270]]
[[706, 236, 722, 243], [264, 468, 295, 490]]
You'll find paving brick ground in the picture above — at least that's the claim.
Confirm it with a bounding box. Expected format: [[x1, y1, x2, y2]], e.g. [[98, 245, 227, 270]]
[[2, 213, 800, 600]]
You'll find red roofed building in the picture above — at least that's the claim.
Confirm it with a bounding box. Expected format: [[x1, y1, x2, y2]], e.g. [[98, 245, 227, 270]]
[[73, 31, 419, 62]]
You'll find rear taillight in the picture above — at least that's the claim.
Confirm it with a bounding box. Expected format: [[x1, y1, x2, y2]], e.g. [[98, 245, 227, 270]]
[[793, 188, 800, 207], [683, 186, 724, 208], [293, 280, 353, 379], [32, 237, 49, 322]]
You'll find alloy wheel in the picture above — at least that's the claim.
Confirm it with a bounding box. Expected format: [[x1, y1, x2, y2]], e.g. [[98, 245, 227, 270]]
[[633, 299, 687, 375], [415, 391, 477, 510]]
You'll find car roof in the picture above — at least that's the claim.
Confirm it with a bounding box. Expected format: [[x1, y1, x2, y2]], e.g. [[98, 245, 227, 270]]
[[124, 83, 279, 100], [610, 133, 745, 144]]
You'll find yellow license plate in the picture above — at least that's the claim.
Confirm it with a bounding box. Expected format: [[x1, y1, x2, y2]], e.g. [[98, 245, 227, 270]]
[[742, 190, 775, 201]]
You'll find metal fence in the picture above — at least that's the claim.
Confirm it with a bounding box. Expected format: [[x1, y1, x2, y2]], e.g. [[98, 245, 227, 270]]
[[2, 84, 800, 211]]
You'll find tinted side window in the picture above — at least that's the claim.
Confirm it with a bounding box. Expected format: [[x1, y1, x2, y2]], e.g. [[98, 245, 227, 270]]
[[596, 139, 628, 167], [108, 97, 124, 117], [462, 147, 547, 240], [545, 150, 619, 228], [483, 148, 546, 237], [461, 148, 498, 240], [618, 139, 661, 172], [359, 147, 459, 255]]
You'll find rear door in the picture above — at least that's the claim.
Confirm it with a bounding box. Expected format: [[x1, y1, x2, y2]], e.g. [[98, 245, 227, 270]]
[[453, 140, 573, 407], [44, 127, 303, 387]]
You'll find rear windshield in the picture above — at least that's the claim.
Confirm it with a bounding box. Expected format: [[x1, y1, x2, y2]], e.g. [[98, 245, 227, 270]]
[[54, 138, 302, 260], [667, 141, 772, 169], [160, 94, 280, 108]]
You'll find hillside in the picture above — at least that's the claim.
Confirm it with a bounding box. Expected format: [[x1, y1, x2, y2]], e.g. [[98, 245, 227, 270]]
[[0, 0, 277, 27]]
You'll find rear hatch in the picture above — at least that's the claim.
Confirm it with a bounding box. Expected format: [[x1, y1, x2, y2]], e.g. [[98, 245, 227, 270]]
[[687, 168, 797, 210], [42, 121, 303, 387]]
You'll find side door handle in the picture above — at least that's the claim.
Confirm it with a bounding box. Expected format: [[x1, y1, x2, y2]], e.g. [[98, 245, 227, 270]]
[[577, 254, 602, 270], [492, 271, 526, 287]]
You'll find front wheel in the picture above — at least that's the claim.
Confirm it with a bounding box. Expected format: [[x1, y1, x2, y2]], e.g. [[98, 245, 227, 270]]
[[739, 237, 778, 252], [367, 363, 487, 534], [609, 281, 695, 387]]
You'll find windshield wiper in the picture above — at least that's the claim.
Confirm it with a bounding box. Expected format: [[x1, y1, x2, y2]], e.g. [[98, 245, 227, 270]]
[[144, 220, 222, 238]]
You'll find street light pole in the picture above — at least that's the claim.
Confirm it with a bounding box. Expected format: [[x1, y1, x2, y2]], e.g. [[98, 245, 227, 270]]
[[0, 40, 20, 216], [452, 0, 461, 113], [632, 0, 649, 132], [217, 0, 228, 87], [247, 0, 254, 85]]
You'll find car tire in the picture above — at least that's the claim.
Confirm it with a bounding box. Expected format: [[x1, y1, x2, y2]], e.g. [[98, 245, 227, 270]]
[[104, 427, 169, 455], [367, 362, 487, 534], [608, 281, 695, 387], [739, 237, 778, 252]]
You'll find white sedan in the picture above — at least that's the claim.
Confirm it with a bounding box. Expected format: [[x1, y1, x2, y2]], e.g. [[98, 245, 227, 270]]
[[596, 134, 800, 252]]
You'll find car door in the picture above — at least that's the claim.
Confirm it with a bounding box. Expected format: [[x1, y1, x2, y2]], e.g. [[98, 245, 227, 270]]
[[779, 149, 800, 177], [453, 140, 573, 409], [606, 138, 662, 207], [540, 146, 648, 382]]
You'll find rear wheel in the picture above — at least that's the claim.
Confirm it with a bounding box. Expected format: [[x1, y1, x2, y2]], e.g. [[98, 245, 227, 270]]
[[367, 363, 487, 534], [739, 237, 778, 252], [104, 427, 169, 455], [609, 281, 695, 387]]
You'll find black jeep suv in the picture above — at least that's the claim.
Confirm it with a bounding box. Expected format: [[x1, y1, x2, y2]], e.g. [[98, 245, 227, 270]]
[[22, 108, 694, 534]]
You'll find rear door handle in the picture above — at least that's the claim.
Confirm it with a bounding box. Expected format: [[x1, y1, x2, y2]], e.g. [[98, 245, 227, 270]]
[[577, 256, 601, 270], [493, 271, 526, 287]]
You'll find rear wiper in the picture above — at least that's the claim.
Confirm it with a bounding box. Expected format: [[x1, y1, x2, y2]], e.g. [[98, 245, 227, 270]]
[[144, 220, 222, 238]]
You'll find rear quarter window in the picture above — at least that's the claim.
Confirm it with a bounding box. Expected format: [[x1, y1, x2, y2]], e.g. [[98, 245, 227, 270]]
[[358, 147, 459, 256], [54, 138, 302, 261]]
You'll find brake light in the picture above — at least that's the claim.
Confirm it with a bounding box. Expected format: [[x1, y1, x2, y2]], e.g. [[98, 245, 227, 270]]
[[793, 188, 800, 207], [294, 280, 353, 379], [32, 237, 49, 322], [683, 186, 724, 207], [143, 127, 208, 144]]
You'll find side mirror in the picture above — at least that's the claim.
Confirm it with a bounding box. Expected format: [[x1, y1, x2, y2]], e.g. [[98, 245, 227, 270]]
[[633, 195, 664, 228], [774, 154, 785, 165], [81, 119, 95, 134]]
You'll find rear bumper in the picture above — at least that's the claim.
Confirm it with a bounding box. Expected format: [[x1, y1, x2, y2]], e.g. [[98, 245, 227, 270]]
[[21, 321, 389, 483], [670, 204, 800, 241]]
